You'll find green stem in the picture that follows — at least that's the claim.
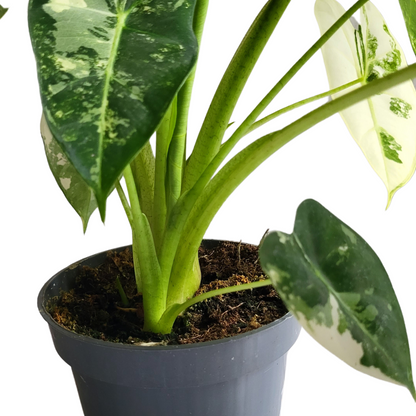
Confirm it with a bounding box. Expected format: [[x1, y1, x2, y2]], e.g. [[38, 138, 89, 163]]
[[166, 141, 184, 214], [116, 181, 133, 226], [156, 279, 272, 334], [183, 0, 292, 192], [124, 166, 165, 331], [115, 276, 129, 307], [216, 0, 370, 172], [164, 1, 370, 306], [184, 0, 370, 194], [153, 101, 177, 251], [247, 78, 363, 135], [193, 0, 210, 43], [171, 62, 416, 304], [166, 0, 210, 213]]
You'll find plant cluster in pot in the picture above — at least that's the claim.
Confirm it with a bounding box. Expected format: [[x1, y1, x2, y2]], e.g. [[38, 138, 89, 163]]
[[5, 0, 416, 414]]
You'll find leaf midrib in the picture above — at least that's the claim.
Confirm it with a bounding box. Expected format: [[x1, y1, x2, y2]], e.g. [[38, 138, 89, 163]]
[[96, 10, 128, 192]]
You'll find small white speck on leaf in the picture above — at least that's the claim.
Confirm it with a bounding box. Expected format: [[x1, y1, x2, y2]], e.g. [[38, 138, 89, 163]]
[[60, 177, 71, 190]]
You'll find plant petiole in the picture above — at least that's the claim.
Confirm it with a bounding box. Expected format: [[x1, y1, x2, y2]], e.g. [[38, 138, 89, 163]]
[[170, 62, 416, 304], [156, 278, 272, 334], [115, 276, 129, 307], [116, 181, 133, 226], [246, 78, 363, 135]]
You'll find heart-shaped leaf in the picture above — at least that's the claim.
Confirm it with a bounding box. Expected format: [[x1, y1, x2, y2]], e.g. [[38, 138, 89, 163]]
[[41, 114, 97, 231], [29, 0, 198, 214], [315, 0, 416, 206], [259, 199, 415, 399]]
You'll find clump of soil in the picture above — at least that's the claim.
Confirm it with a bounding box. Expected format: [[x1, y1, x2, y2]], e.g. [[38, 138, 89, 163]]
[[47, 241, 287, 345]]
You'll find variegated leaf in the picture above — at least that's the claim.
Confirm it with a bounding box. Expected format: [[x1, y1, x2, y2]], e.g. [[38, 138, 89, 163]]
[[0, 5, 7, 19], [315, 0, 416, 206], [259, 199, 415, 399], [398, 0, 416, 55], [41, 114, 97, 231], [28, 0, 198, 214]]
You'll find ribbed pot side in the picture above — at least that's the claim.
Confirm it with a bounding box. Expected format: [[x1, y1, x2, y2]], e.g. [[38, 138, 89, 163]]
[[38, 243, 301, 416]]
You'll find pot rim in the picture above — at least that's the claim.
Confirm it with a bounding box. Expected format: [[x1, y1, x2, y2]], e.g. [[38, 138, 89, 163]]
[[38, 242, 298, 352]]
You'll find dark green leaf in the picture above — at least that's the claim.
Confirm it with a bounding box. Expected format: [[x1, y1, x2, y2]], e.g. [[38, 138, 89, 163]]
[[0, 5, 7, 19], [41, 114, 97, 232], [29, 0, 198, 214], [260, 199, 415, 399], [398, 0, 416, 55]]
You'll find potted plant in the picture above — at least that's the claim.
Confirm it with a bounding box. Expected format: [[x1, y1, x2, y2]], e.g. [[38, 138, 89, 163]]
[[2, 0, 416, 414]]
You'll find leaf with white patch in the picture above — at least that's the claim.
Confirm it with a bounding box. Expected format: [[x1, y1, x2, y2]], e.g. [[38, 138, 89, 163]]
[[29, 0, 198, 215], [41, 114, 97, 231], [315, 0, 416, 206], [259, 199, 416, 399]]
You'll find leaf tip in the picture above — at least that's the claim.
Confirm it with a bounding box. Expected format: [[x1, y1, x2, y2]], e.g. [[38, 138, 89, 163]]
[[385, 185, 400, 210], [385, 194, 393, 210], [411, 386, 416, 402], [0, 5, 8, 19], [95, 193, 107, 224], [81, 218, 89, 234]]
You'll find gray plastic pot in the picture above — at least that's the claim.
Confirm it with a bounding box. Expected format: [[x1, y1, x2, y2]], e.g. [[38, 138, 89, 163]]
[[38, 242, 301, 416]]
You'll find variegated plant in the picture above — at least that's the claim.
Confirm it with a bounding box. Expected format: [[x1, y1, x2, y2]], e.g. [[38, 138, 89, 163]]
[[28, 0, 416, 400]]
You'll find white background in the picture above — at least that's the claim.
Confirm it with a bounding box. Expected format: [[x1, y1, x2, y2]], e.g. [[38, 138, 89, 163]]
[[1, 1, 416, 415]]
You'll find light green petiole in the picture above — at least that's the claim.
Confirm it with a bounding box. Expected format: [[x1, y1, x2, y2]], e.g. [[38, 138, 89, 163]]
[[155, 279, 272, 334], [164, 0, 371, 306], [153, 101, 177, 252], [115, 276, 129, 307], [183, 0, 292, 192], [184, 0, 370, 194], [170, 63, 416, 307], [246, 78, 363, 135], [116, 181, 133, 226], [166, 0, 210, 214], [124, 166, 165, 331]]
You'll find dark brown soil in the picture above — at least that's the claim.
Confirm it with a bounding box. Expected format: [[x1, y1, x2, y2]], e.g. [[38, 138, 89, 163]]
[[47, 241, 287, 345]]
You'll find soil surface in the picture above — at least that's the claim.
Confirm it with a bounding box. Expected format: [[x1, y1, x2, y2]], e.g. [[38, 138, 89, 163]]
[[47, 241, 288, 345]]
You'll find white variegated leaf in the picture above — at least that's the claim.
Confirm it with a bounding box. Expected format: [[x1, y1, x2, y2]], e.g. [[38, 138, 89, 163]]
[[315, 0, 416, 206], [259, 199, 416, 399]]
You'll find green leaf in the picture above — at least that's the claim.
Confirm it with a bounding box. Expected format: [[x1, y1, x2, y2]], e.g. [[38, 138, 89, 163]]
[[29, 0, 198, 214], [0, 5, 7, 19], [315, 0, 416, 206], [41, 114, 97, 232], [259, 199, 415, 399], [398, 0, 416, 55]]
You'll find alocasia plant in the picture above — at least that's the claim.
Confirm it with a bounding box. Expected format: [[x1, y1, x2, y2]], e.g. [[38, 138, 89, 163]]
[[26, 0, 416, 400]]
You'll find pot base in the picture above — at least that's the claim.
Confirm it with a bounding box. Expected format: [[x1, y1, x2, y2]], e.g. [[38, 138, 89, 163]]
[[74, 355, 288, 416]]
